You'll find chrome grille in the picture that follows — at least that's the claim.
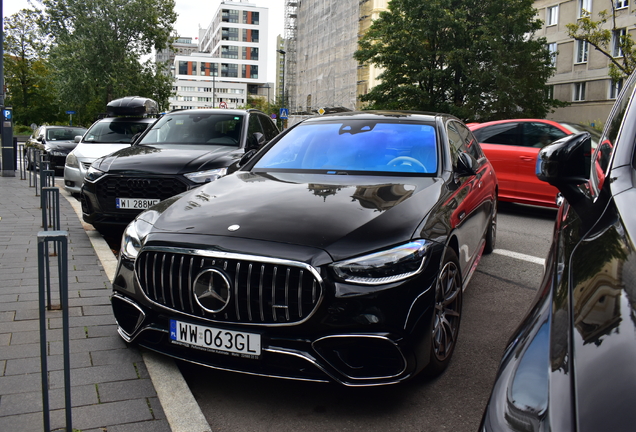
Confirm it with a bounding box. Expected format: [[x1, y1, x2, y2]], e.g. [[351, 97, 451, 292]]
[[136, 250, 323, 324]]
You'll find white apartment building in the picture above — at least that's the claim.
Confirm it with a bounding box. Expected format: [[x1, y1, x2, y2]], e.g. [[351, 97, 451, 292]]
[[170, 0, 270, 110]]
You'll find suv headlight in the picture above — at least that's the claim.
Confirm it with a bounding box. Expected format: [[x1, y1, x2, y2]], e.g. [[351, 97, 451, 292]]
[[120, 210, 161, 260], [85, 166, 106, 182], [184, 167, 227, 184], [331, 240, 430, 285], [66, 153, 79, 168]]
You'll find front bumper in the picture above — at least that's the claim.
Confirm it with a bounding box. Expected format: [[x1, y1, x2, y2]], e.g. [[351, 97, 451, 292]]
[[64, 160, 91, 195], [111, 244, 441, 386]]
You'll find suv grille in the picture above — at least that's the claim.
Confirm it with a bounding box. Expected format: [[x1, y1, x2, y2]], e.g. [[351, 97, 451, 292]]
[[96, 176, 189, 211], [136, 251, 323, 325]]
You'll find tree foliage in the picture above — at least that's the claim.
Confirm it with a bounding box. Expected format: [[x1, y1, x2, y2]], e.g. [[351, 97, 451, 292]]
[[3, 8, 63, 126], [566, 4, 636, 82], [354, 0, 562, 121]]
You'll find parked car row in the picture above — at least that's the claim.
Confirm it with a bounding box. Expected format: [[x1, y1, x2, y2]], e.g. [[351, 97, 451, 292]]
[[32, 77, 636, 427]]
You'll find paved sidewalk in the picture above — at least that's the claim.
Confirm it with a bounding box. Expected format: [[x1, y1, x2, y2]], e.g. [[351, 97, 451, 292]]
[[0, 174, 172, 431]]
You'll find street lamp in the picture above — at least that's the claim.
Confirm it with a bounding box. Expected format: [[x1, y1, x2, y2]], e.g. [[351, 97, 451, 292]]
[[277, 49, 286, 106]]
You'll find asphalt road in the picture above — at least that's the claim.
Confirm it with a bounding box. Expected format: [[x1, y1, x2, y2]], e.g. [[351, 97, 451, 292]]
[[178, 202, 557, 432]]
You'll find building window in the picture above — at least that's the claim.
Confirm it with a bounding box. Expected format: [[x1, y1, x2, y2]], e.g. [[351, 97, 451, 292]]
[[221, 63, 238, 78], [222, 27, 239, 41], [609, 79, 623, 99], [221, 46, 239, 59], [222, 9, 239, 23], [578, 0, 592, 18], [547, 5, 559, 26], [616, 0, 628, 9], [573, 82, 586, 101], [545, 85, 555, 100], [548, 42, 557, 66], [613, 28, 627, 57], [576, 40, 589, 63], [243, 11, 259, 24], [178, 61, 188, 75]]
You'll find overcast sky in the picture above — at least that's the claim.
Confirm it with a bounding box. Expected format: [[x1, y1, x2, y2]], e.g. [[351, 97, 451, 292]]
[[3, 0, 285, 81]]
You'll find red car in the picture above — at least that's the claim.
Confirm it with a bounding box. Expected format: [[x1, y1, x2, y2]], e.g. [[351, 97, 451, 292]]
[[469, 119, 599, 207]]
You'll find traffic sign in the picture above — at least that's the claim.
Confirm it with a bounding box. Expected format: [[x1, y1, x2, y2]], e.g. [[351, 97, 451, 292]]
[[318, 108, 325, 115], [66, 110, 76, 115], [279, 108, 288, 119], [219, 101, 228, 109]]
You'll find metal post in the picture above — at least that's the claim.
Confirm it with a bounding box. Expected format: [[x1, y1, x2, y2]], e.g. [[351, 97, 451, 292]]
[[37, 231, 72, 432], [18, 143, 26, 180]]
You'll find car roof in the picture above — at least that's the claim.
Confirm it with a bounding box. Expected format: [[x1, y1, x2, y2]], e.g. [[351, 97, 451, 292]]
[[299, 110, 449, 124], [468, 118, 565, 130]]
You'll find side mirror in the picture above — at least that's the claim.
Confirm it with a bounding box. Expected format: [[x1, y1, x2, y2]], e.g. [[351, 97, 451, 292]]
[[536, 132, 591, 206], [247, 132, 266, 150], [456, 152, 477, 177], [74, 136, 82, 143], [36, 136, 43, 142]]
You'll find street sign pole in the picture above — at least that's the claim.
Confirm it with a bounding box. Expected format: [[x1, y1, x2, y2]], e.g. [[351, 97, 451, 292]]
[[66, 110, 76, 126]]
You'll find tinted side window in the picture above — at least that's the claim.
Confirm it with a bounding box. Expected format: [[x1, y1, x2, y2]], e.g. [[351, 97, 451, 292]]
[[474, 123, 520, 146], [258, 114, 279, 141], [456, 122, 483, 160], [447, 121, 463, 166], [522, 123, 567, 148], [247, 114, 263, 137]]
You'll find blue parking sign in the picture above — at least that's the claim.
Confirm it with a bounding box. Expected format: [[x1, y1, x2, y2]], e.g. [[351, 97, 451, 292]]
[[279, 108, 288, 119]]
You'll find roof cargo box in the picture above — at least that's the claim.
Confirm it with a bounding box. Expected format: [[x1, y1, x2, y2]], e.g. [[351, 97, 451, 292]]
[[107, 96, 158, 116]]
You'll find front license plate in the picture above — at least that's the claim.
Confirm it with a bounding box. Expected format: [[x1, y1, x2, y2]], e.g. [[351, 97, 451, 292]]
[[116, 198, 160, 209], [170, 319, 261, 357]]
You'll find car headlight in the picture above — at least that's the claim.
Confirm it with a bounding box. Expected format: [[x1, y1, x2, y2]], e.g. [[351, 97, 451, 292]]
[[331, 240, 430, 285], [66, 153, 79, 168], [85, 166, 106, 182], [120, 210, 161, 260], [184, 167, 227, 184]]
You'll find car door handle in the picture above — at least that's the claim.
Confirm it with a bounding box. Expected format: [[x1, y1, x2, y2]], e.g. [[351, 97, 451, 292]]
[[520, 156, 534, 162]]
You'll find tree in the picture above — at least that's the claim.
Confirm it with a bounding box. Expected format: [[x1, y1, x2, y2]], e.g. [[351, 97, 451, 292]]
[[566, 3, 636, 82], [354, 0, 562, 121], [3, 9, 63, 126], [39, 0, 177, 123]]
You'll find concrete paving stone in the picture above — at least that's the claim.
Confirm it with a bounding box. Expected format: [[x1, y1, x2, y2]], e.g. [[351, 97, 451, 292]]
[[49, 314, 116, 329], [147, 396, 166, 420], [11, 327, 86, 346], [0, 359, 5, 374], [68, 296, 111, 308], [103, 419, 172, 432], [0, 410, 44, 431], [75, 275, 111, 284], [77, 286, 112, 296], [0, 266, 29, 274], [50, 398, 154, 431], [0, 383, 97, 416], [0, 294, 19, 303], [1, 319, 40, 333], [86, 324, 119, 339], [0, 311, 16, 322], [0, 300, 40, 312], [0, 255, 27, 264], [0, 342, 40, 360], [0, 372, 42, 394], [90, 347, 143, 367], [82, 305, 115, 316], [49, 335, 127, 356], [5, 351, 92, 375], [135, 361, 150, 380], [0, 333, 11, 346], [97, 378, 157, 403], [49, 363, 139, 388], [15, 309, 44, 321]]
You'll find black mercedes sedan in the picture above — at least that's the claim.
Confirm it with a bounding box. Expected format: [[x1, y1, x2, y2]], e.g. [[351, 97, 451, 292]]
[[81, 108, 279, 232], [480, 73, 636, 431], [111, 111, 498, 386]]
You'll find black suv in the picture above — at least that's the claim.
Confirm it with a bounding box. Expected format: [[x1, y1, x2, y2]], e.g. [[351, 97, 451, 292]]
[[480, 73, 636, 430], [81, 108, 279, 232]]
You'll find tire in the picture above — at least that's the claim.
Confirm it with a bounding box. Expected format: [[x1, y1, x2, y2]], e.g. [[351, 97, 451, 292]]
[[484, 196, 497, 254], [425, 247, 463, 377]]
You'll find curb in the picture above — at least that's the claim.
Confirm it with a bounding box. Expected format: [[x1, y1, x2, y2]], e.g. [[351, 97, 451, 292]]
[[59, 183, 212, 432]]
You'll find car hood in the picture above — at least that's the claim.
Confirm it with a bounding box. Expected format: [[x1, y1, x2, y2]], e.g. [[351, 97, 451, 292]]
[[72, 143, 131, 162], [148, 171, 442, 261], [94, 145, 243, 175], [44, 140, 77, 152]]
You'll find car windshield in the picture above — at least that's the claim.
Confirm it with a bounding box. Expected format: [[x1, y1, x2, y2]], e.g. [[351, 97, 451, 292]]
[[83, 120, 151, 144], [254, 120, 438, 174], [46, 127, 86, 141], [138, 113, 243, 147]]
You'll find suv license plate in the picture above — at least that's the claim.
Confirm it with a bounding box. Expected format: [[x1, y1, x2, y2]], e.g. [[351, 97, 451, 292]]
[[116, 198, 160, 209], [170, 319, 261, 357]]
